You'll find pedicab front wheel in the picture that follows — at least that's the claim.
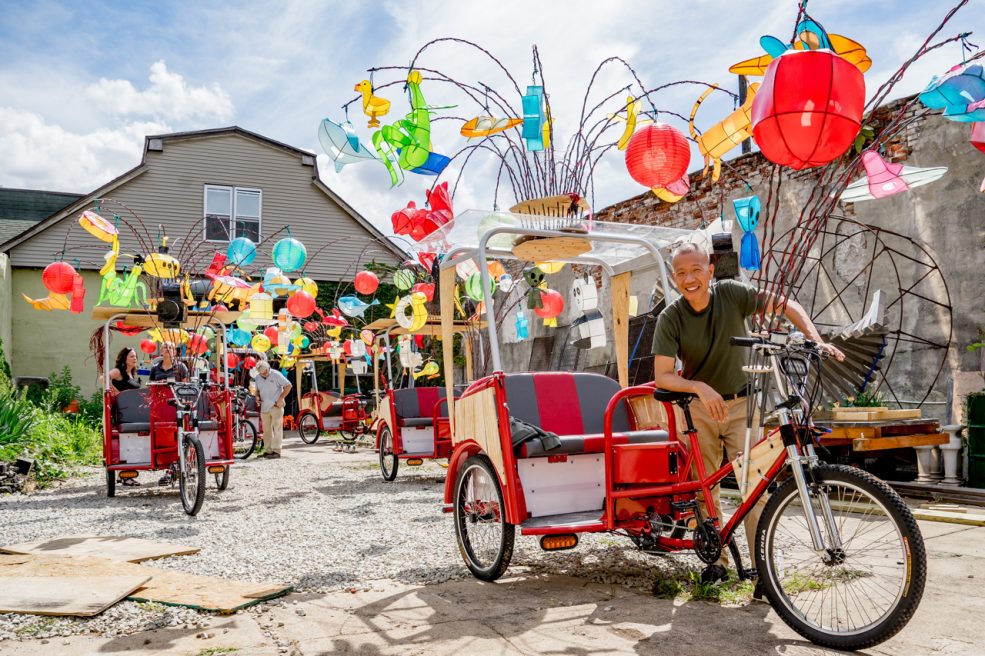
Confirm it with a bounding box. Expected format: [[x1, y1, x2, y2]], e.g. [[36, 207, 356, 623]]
[[298, 412, 320, 444], [379, 426, 398, 481], [454, 455, 514, 582], [755, 464, 926, 650], [179, 434, 207, 516]]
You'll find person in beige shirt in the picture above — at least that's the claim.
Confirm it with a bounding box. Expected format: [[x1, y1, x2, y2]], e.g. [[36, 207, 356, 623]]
[[252, 360, 292, 458]]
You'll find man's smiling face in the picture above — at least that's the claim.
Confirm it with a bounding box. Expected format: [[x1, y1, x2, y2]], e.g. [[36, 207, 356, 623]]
[[672, 249, 714, 307]]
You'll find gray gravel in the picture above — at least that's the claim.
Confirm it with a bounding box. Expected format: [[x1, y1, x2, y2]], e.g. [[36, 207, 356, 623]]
[[0, 434, 743, 642]]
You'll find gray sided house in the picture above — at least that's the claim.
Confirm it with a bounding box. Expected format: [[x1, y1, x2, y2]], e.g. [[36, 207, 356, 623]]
[[0, 126, 403, 394]]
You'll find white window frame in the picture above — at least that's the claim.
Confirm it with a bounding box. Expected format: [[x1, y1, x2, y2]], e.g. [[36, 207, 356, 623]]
[[203, 184, 262, 243]]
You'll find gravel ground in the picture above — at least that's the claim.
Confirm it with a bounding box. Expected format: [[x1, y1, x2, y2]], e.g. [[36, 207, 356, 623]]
[[0, 434, 742, 642]]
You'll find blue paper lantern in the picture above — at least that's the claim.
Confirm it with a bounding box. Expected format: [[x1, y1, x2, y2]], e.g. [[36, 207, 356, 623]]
[[228, 327, 251, 346], [733, 195, 762, 271], [227, 237, 257, 267], [521, 86, 546, 151], [272, 237, 307, 272], [515, 311, 529, 341]]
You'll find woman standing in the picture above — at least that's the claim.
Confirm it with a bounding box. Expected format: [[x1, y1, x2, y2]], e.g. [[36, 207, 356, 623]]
[[108, 347, 141, 394]]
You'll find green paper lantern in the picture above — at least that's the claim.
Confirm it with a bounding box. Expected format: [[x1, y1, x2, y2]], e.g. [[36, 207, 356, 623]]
[[465, 272, 496, 301], [393, 269, 416, 291]]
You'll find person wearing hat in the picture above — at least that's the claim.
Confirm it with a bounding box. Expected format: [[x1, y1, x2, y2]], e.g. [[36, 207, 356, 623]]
[[253, 360, 292, 458]]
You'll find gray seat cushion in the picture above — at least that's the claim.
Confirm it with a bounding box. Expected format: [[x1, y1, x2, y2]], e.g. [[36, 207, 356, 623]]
[[520, 429, 670, 458], [119, 422, 151, 433], [401, 417, 434, 428], [117, 389, 151, 429], [198, 421, 219, 431]]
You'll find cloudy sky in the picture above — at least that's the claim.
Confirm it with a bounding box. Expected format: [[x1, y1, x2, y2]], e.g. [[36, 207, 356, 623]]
[[1, 0, 982, 234]]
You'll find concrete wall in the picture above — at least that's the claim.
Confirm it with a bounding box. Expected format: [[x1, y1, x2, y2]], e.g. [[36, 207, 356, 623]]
[[11, 269, 142, 396], [595, 95, 985, 420]]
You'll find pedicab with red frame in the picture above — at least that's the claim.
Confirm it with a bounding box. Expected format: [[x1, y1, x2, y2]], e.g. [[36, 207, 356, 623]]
[[363, 317, 480, 481], [97, 308, 236, 516], [430, 211, 926, 651], [295, 353, 373, 450]]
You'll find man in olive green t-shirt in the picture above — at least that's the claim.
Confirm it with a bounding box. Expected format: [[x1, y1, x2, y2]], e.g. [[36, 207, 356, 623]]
[[652, 242, 844, 584]]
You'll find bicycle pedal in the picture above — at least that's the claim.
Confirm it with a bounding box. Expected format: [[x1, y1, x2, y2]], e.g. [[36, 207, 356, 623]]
[[671, 500, 697, 512]]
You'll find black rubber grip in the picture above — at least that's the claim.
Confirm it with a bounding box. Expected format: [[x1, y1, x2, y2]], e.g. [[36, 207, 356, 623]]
[[730, 336, 763, 347]]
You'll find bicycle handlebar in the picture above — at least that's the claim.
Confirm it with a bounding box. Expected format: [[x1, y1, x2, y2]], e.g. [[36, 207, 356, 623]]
[[730, 336, 765, 347]]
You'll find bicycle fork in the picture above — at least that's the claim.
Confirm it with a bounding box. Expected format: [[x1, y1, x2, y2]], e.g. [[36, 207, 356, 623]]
[[780, 413, 844, 563]]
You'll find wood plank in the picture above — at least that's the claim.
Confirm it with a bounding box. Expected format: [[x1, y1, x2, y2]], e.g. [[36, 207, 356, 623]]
[[611, 271, 631, 389], [852, 432, 949, 452], [878, 421, 939, 437], [0, 555, 291, 614], [875, 408, 922, 420], [822, 425, 880, 441], [0, 575, 150, 617], [0, 535, 199, 562], [440, 264, 458, 436]]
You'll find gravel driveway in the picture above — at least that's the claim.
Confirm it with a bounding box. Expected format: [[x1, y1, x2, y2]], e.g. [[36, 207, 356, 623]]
[[0, 433, 706, 643]]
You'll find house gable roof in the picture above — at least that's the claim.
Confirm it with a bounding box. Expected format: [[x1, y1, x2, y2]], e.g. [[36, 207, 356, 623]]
[[0, 126, 404, 261]]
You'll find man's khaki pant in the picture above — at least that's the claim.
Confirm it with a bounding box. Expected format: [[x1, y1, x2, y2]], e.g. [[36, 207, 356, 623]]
[[261, 405, 284, 455], [679, 396, 765, 566]]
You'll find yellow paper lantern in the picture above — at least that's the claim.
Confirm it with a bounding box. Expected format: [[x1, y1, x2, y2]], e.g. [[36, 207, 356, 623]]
[[294, 277, 318, 297], [535, 261, 565, 275], [248, 292, 275, 324], [142, 252, 181, 279], [251, 334, 271, 352]]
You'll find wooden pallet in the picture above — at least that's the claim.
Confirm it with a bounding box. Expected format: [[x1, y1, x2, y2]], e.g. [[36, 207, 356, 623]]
[[820, 418, 946, 451]]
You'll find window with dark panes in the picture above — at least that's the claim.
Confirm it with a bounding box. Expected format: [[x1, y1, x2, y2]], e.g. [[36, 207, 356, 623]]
[[204, 185, 262, 242]]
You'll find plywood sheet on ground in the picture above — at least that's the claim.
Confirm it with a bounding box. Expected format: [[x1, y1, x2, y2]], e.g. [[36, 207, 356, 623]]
[[0, 555, 290, 613], [0, 574, 150, 616], [0, 535, 199, 562]]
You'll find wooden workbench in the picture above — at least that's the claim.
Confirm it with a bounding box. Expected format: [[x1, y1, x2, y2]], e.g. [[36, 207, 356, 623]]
[[818, 418, 947, 452]]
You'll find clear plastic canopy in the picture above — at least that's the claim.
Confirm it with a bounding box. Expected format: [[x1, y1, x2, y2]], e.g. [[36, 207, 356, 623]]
[[418, 209, 698, 275]]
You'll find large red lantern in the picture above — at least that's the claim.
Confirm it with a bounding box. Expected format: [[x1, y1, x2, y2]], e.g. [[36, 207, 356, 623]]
[[534, 289, 565, 319], [243, 356, 258, 369], [263, 325, 279, 346], [972, 123, 985, 154], [354, 270, 379, 295], [226, 353, 241, 368], [188, 334, 209, 355], [286, 290, 316, 318], [139, 339, 157, 354], [42, 261, 77, 294], [625, 124, 691, 188], [751, 50, 865, 170]]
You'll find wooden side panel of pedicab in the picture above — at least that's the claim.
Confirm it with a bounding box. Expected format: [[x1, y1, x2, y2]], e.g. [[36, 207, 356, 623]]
[[628, 396, 671, 430], [454, 387, 506, 482], [732, 432, 785, 503]]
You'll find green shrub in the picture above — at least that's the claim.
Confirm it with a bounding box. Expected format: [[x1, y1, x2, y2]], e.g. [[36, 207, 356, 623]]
[[0, 390, 39, 446], [45, 366, 81, 411]]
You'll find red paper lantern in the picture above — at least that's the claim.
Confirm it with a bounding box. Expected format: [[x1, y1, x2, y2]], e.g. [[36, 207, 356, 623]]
[[412, 282, 435, 302], [226, 353, 241, 368], [188, 334, 209, 355], [214, 304, 229, 313], [263, 326, 279, 346], [972, 123, 985, 154], [42, 261, 77, 294], [286, 290, 316, 318], [354, 270, 379, 295], [343, 340, 353, 356], [751, 50, 865, 170], [139, 339, 157, 354], [534, 289, 565, 319], [243, 356, 258, 369], [625, 124, 691, 188]]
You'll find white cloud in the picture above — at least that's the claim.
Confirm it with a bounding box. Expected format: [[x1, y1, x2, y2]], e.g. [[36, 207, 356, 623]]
[[85, 60, 233, 122]]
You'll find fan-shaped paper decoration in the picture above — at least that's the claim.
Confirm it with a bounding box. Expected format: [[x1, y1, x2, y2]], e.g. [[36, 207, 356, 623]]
[[751, 50, 865, 170], [839, 151, 947, 203], [625, 124, 691, 188]]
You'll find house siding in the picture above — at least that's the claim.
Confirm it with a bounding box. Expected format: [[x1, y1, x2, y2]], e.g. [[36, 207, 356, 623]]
[[8, 133, 398, 280]]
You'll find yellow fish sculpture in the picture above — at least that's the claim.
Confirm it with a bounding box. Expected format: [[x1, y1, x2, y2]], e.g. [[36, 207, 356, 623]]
[[688, 83, 759, 182]]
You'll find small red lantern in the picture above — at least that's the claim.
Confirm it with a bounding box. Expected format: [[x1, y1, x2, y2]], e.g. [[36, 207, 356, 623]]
[[972, 123, 985, 154], [343, 339, 353, 356], [214, 304, 229, 313], [226, 353, 241, 368], [534, 289, 565, 319], [263, 325, 279, 346], [412, 282, 435, 302], [625, 123, 691, 188], [42, 261, 77, 294], [139, 339, 157, 354], [243, 356, 258, 369], [188, 334, 209, 355], [354, 270, 379, 295], [751, 50, 865, 170], [286, 290, 316, 318]]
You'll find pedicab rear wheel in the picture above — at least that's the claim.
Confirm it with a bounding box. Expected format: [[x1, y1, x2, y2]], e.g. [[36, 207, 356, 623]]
[[454, 455, 514, 582], [298, 412, 320, 444], [105, 469, 116, 497], [379, 426, 398, 481], [179, 434, 207, 516], [214, 466, 230, 490], [233, 419, 258, 460]]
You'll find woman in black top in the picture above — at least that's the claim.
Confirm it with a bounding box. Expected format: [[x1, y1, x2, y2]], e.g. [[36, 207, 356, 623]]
[[109, 347, 141, 393]]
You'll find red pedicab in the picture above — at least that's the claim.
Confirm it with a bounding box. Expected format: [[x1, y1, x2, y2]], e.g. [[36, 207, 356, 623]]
[[295, 354, 373, 451], [98, 309, 235, 516], [364, 318, 479, 481], [430, 211, 925, 650]]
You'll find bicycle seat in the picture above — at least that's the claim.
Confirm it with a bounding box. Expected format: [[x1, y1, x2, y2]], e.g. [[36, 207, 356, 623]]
[[653, 389, 696, 403]]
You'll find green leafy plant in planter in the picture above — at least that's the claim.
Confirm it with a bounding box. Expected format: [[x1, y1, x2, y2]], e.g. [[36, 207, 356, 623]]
[[833, 387, 886, 409], [43, 366, 82, 414]]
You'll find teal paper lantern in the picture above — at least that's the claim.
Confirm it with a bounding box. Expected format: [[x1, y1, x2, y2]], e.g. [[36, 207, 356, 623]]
[[227, 237, 257, 267], [272, 237, 307, 272], [228, 327, 251, 346]]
